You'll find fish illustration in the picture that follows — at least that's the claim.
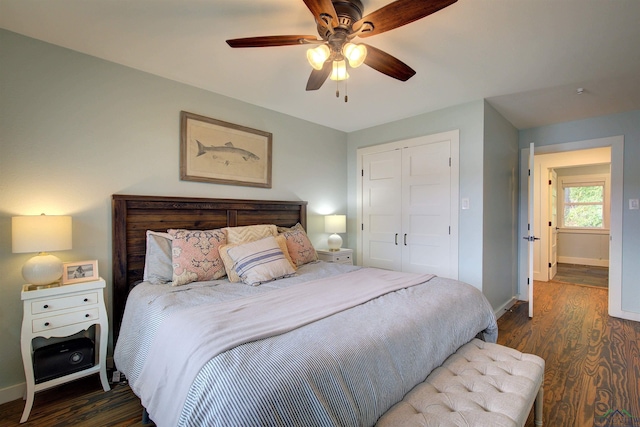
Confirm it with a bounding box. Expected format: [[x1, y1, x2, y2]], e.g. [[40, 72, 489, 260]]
[[196, 140, 259, 161]]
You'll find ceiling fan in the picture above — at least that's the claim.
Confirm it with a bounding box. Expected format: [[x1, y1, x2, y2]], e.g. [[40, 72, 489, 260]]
[[226, 0, 458, 94]]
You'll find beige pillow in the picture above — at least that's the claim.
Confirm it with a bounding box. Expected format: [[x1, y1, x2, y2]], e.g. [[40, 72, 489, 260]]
[[224, 224, 277, 244], [226, 236, 296, 286], [220, 235, 295, 282]]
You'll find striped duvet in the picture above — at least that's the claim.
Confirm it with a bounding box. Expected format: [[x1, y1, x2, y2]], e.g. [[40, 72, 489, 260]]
[[114, 262, 498, 427]]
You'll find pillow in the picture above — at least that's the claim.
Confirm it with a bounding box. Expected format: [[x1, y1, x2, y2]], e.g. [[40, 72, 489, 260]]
[[143, 230, 173, 284], [224, 224, 277, 244], [220, 234, 295, 283], [226, 236, 296, 286], [281, 227, 318, 267], [276, 222, 305, 234], [168, 229, 227, 286]]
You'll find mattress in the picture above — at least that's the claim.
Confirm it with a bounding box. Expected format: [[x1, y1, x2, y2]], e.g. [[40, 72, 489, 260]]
[[114, 261, 498, 426]]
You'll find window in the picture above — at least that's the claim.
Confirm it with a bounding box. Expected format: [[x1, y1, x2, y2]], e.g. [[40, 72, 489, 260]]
[[561, 180, 606, 229]]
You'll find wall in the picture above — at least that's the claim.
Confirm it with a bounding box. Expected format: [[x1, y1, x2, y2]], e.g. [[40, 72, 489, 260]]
[[0, 30, 348, 400], [482, 101, 519, 311], [519, 110, 640, 316], [347, 100, 485, 290]]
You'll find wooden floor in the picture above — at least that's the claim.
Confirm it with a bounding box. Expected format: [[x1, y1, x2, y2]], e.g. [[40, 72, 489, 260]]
[[554, 263, 609, 288], [1, 280, 638, 427], [499, 280, 640, 427]]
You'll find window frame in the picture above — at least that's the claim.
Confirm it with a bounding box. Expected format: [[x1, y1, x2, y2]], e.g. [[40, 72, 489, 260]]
[[559, 174, 610, 231]]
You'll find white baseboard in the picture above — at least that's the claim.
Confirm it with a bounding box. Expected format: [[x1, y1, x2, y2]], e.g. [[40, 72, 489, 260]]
[[494, 297, 518, 320], [558, 256, 609, 267], [0, 382, 25, 405]]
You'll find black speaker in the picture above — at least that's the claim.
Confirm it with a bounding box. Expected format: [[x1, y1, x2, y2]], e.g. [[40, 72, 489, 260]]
[[33, 337, 94, 384]]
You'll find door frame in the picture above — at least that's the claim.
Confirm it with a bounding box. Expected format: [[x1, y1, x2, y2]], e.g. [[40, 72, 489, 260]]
[[533, 146, 611, 281], [356, 129, 459, 278], [518, 135, 635, 321]]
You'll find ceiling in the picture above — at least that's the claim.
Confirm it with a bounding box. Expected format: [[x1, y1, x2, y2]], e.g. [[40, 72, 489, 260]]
[[1, 0, 639, 132]]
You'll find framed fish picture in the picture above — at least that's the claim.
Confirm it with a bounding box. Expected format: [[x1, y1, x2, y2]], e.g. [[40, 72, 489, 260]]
[[180, 111, 272, 188]]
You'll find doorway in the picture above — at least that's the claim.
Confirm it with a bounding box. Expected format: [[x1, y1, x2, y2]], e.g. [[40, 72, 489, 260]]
[[518, 135, 628, 320]]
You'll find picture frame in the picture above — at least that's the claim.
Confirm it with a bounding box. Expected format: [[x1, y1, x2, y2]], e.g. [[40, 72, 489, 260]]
[[62, 260, 99, 285], [180, 111, 272, 188]]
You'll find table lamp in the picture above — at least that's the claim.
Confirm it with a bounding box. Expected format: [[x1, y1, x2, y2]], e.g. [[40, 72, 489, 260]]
[[12, 214, 72, 286], [325, 214, 346, 251]]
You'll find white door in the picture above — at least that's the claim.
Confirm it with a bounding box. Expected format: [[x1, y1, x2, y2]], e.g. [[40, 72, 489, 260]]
[[549, 169, 558, 280], [361, 149, 402, 271], [527, 143, 537, 318], [401, 142, 452, 276]]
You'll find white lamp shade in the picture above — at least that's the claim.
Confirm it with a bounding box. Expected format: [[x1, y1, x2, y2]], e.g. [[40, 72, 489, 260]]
[[12, 215, 72, 285], [12, 215, 72, 253], [325, 215, 346, 234]]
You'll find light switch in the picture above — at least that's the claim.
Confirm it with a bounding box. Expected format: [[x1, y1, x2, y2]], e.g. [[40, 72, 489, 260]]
[[461, 198, 470, 210], [630, 199, 639, 210]]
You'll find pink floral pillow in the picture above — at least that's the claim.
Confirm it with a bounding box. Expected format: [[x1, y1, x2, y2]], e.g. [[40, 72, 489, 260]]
[[281, 228, 317, 267], [168, 229, 227, 286]]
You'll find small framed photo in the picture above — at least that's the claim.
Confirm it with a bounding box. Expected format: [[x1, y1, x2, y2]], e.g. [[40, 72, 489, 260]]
[[62, 260, 99, 285]]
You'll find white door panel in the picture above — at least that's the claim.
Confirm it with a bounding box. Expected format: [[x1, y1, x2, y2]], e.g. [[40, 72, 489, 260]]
[[362, 150, 402, 271]]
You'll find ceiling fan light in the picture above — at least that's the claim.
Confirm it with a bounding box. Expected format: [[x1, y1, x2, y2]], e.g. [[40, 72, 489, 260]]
[[307, 45, 330, 70], [330, 60, 349, 81], [343, 43, 367, 68]]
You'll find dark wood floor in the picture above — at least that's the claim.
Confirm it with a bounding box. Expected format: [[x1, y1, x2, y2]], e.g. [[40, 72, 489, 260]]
[[1, 280, 638, 427], [499, 280, 640, 427]]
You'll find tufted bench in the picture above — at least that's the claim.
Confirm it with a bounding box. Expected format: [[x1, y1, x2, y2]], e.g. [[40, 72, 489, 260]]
[[377, 339, 545, 427]]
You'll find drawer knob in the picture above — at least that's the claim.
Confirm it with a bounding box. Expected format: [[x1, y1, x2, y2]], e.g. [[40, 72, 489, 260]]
[[85, 314, 90, 318], [43, 304, 49, 309], [83, 298, 89, 302], [44, 322, 50, 327]]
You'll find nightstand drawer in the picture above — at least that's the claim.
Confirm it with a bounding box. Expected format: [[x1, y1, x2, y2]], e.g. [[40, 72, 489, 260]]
[[32, 308, 100, 333], [31, 292, 98, 315], [316, 249, 353, 265], [332, 254, 352, 264]]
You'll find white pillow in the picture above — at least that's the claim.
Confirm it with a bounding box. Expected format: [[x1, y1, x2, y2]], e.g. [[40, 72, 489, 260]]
[[143, 231, 173, 284], [226, 236, 296, 286]]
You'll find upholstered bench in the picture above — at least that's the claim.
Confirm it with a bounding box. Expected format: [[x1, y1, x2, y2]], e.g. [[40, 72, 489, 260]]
[[377, 338, 545, 427]]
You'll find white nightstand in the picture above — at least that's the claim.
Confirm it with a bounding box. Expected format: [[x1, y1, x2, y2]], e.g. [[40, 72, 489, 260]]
[[20, 278, 110, 423], [316, 248, 353, 265]]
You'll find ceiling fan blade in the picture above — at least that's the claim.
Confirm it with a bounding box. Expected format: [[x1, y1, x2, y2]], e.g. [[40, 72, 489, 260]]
[[302, 0, 338, 29], [226, 35, 318, 48], [306, 61, 332, 91], [362, 44, 416, 81], [354, 0, 457, 38]]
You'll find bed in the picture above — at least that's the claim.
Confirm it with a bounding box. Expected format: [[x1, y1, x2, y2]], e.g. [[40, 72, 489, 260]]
[[112, 194, 498, 427]]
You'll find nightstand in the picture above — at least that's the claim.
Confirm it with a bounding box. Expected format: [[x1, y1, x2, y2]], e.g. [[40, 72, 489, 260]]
[[20, 278, 110, 423], [316, 248, 353, 265]]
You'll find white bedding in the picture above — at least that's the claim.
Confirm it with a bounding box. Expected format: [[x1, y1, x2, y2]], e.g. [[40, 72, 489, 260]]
[[114, 261, 498, 427]]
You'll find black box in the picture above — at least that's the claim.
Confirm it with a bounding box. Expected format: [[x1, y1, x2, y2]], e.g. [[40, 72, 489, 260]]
[[33, 337, 95, 384]]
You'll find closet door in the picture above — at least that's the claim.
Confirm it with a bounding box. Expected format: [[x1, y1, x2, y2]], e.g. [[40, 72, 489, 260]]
[[361, 149, 402, 270], [401, 141, 452, 276]]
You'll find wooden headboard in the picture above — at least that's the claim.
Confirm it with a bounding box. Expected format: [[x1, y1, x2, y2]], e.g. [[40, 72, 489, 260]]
[[111, 194, 307, 339]]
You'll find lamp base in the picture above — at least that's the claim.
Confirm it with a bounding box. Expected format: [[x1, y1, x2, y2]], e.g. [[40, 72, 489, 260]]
[[327, 234, 343, 251], [22, 253, 64, 286]]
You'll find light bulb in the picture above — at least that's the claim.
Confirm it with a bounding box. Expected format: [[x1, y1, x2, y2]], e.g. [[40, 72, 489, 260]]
[[307, 45, 330, 70], [330, 60, 349, 81], [343, 43, 367, 68]]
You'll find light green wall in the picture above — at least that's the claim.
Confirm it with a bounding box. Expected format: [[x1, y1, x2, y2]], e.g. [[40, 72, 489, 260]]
[[0, 29, 348, 396], [347, 100, 486, 289], [482, 101, 519, 309]]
